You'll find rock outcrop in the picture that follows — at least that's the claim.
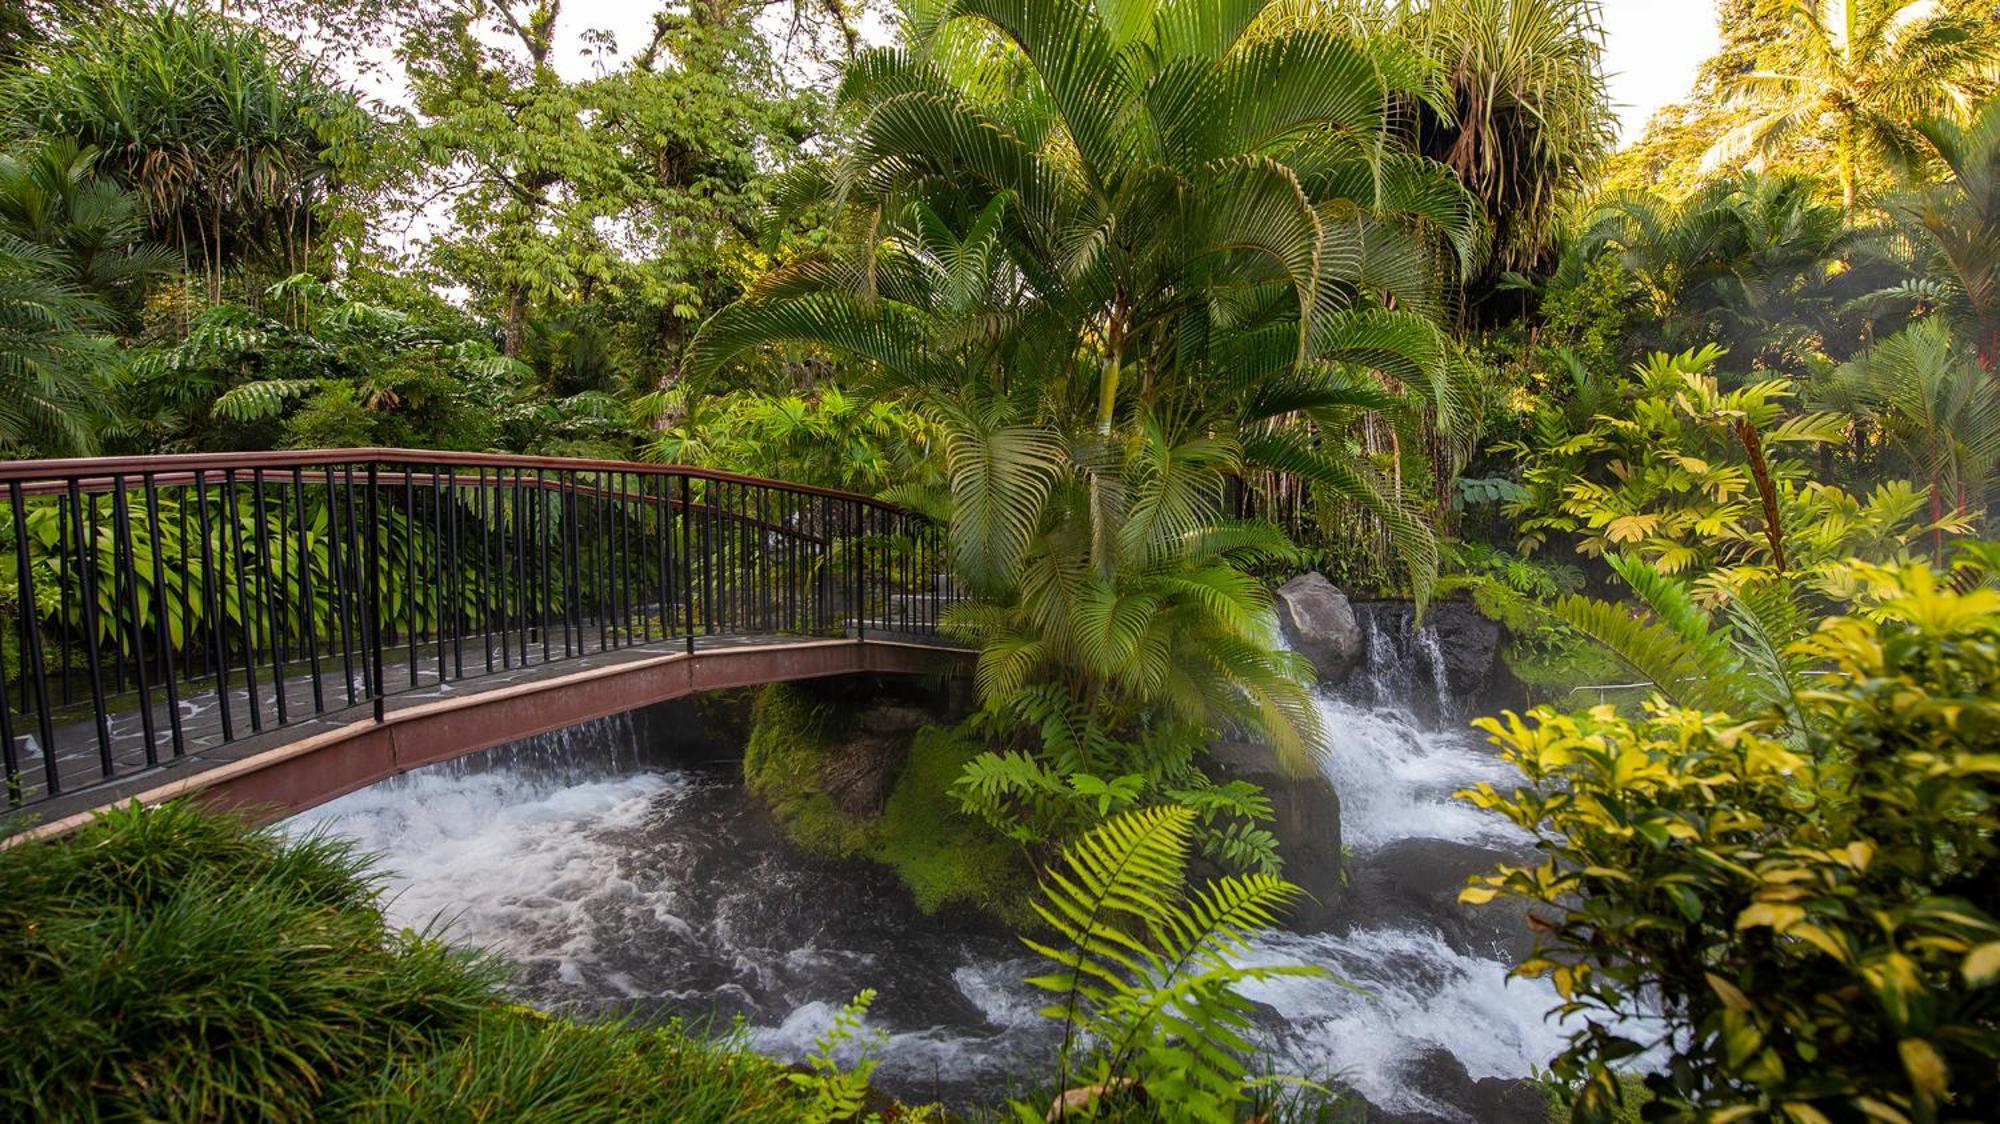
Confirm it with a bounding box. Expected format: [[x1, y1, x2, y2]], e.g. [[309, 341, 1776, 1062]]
[[1426, 600, 1503, 704], [1209, 736, 1344, 930], [822, 704, 928, 816], [1275, 572, 1365, 685]]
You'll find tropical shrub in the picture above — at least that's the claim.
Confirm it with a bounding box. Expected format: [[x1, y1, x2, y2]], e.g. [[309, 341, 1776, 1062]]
[[122, 275, 532, 454], [0, 800, 496, 1120], [644, 385, 938, 495], [1461, 561, 2000, 1122], [1498, 344, 1947, 584]]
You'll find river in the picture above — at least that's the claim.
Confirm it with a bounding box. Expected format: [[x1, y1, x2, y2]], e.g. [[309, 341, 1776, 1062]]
[[288, 613, 1566, 1121]]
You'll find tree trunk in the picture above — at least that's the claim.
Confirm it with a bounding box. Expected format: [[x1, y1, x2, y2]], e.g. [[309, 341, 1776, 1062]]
[[503, 286, 526, 358]]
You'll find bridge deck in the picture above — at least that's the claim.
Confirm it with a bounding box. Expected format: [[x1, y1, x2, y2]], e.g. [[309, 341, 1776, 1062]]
[[9, 630, 968, 839]]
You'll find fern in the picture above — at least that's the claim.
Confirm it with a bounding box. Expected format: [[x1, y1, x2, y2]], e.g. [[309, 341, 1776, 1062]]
[[1018, 806, 1326, 1122], [788, 989, 885, 1124]]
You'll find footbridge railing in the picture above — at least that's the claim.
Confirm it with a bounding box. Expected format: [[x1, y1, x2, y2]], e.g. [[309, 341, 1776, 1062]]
[[0, 449, 960, 809]]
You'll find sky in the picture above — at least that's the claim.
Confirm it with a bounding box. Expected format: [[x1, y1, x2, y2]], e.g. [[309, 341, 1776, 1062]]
[[1598, 0, 1723, 143], [516, 0, 1724, 149]]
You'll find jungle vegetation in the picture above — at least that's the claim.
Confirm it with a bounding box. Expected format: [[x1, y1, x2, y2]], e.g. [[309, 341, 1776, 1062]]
[[1, 0, 1997, 1120]]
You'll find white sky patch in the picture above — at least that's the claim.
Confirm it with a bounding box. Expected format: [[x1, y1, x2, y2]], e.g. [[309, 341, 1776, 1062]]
[[1599, 0, 1723, 144]]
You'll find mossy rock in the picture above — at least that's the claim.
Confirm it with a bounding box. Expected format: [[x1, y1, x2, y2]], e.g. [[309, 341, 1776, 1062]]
[[743, 684, 874, 856], [743, 683, 1033, 924]]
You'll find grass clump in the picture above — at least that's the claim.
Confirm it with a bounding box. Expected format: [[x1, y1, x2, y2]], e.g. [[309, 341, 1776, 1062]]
[[0, 800, 810, 1122], [745, 683, 1033, 923], [331, 1012, 807, 1123]]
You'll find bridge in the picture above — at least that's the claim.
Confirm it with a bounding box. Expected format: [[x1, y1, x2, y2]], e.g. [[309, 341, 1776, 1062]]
[[0, 450, 970, 835]]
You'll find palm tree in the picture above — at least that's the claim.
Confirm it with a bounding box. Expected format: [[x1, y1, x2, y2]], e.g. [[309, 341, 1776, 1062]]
[[686, 0, 1483, 763], [1879, 96, 2000, 371], [0, 139, 177, 319], [1827, 317, 2000, 527], [1705, 0, 1999, 210], [1578, 171, 1883, 367], [0, 233, 112, 454]]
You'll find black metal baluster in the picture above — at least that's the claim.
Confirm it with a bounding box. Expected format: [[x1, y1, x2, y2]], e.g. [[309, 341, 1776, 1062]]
[[253, 470, 287, 727], [226, 471, 262, 733], [110, 481, 156, 766], [146, 472, 189, 744], [193, 474, 233, 741], [365, 464, 386, 722], [561, 474, 578, 657], [431, 465, 448, 684], [56, 496, 72, 707], [650, 474, 667, 643], [67, 482, 113, 774], [331, 466, 359, 708], [9, 483, 57, 796], [593, 478, 609, 652], [402, 467, 418, 687], [540, 468, 556, 660], [292, 468, 324, 714], [680, 475, 695, 653]]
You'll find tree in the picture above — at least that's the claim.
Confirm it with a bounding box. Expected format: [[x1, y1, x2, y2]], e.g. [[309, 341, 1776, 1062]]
[[394, 0, 817, 363], [1553, 171, 1889, 371], [2, 6, 370, 299], [1879, 96, 2000, 370], [687, 0, 1487, 763], [1705, 0, 2000, 211], [1388, 0, 1619, 288]]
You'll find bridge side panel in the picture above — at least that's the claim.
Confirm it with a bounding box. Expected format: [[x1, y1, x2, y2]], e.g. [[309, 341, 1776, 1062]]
[[175, 642, 963, 825]]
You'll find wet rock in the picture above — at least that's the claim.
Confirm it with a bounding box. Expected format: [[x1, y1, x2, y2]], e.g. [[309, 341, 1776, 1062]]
[[823, 705, 928, 816], [1427, 601, 1503, 703], [1276, 572, 1365, 685], [1394, 1048, 1547, 1124], [1343, 837, 1535, 962], [1209, 736, 1344, 930]]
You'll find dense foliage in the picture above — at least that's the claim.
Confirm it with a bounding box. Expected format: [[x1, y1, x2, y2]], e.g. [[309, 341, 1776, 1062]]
[[2, 0, 1999, 1119], [1462, 560, 1999, 1122]]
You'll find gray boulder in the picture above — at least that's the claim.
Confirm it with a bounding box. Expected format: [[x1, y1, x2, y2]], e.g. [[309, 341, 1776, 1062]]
[[1209, 737, 1343, 930], [1275, 572, 1364, 685]]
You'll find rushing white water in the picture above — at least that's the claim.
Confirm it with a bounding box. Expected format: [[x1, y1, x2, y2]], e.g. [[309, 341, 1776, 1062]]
[[290, 625, 1566, 1121]]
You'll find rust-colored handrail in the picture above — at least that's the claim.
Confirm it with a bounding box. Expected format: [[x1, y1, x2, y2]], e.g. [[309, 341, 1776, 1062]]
[[0, 448, 913, 512]]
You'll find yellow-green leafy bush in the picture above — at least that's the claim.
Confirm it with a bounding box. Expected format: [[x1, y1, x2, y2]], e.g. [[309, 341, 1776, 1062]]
[[1463, 564, 1999, 1122]]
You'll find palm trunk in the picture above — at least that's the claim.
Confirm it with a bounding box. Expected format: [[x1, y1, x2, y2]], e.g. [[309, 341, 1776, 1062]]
[[1839, 127, 1857, 213]]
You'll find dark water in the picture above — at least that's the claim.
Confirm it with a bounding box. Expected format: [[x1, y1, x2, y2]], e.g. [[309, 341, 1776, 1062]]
[[290, 622, 1569, 1121]]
